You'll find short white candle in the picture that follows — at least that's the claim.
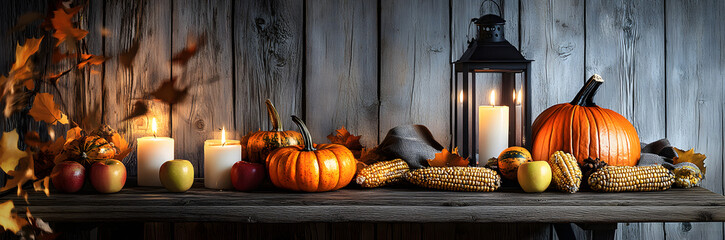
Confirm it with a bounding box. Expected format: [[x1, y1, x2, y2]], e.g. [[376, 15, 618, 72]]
[[137, 118, 174, 186], [478, 90, 509, 165], [204, 127, 241, 189]]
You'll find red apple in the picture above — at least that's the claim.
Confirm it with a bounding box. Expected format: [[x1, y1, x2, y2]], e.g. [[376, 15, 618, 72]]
[[90, 159, 127, 193], [231, 161, 265, 191], [51, 161, 86, 193]]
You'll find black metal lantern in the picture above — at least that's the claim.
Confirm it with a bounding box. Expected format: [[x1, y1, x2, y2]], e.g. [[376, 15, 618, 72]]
[[452, 1, 532, 165]]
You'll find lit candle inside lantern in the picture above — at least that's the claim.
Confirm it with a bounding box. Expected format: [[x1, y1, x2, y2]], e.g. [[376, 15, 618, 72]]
[[137, 118, 175, 186], [204, 127, 241, 189], [478, 90, 509, 164]]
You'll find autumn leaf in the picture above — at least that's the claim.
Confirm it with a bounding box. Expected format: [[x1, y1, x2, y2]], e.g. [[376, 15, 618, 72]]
[[172, 33, 207, 65], [150, 77, 189, 105], [0, 130, 28, 173], [11, 37, 43, 73], [50, 8, 88, 47], [327, 126, 364, 159], [24, 131, 49, 149], [33, 177, 50, 196], [673, 148, 707, 175], [119, 40, 140, 68], [8, 12, 44, 34], [65, 126, 82, 144], [0, 201, 28, 233], [121, 101, 149, 121], [3, 90, 32, 118], [427, 147, 469, 167], [1, 150, 36, 194], [29, 93, 69, 125], [77, 54, 107, 69]]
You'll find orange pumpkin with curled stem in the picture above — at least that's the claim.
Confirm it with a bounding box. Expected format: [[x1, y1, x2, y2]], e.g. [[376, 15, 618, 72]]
[[241, 99, 303, 164], [266, 116, 356, 192], [531, 74, 640, 166]]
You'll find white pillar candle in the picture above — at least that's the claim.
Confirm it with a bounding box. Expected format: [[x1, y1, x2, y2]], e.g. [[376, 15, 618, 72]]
[[478, 90, 509, 165], [204, 128, 241, 189], [136, 118, 174, 186]]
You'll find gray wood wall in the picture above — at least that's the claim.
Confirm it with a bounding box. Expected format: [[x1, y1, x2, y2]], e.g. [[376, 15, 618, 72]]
[[1, 0, 724, 239]]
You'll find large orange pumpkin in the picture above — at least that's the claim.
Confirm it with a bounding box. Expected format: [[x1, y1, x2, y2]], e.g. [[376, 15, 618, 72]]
[[266, 116, 356, 192], [241, 100, 303, 164], [532, 74, 640, 166]]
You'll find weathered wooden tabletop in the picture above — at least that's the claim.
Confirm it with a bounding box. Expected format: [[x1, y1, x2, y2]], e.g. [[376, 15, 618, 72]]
[[7, 180, 725, 224]]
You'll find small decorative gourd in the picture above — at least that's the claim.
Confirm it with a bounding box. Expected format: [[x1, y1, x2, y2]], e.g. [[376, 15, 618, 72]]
[[266, 116, 356, 192], [54, 135, 116, 167], [241, 99, 303, 164]]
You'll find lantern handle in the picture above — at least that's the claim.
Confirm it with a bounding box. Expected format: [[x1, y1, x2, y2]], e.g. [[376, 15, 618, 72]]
[[479, 0, 502, 17], [467, 18, 476, 45]]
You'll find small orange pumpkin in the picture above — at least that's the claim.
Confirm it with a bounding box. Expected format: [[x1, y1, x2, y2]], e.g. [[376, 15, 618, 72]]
[[241, 100, 303, 164], [266, 116, 356, 192], [497, 146, 533, 180], [532, 74, 640, 166]]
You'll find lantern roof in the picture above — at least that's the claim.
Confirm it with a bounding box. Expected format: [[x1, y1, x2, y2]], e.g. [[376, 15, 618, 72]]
[[475, 14, 505, 25], [455, 40, 532, 63]]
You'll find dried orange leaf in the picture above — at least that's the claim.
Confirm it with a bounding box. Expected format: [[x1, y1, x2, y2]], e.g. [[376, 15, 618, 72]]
[[50, 8, 88, 47], [150, 77, 189, 105], [673, 147, 707, 175], [0, 200, 27, 233], [33, 176, 50, 196], [0, 130, 28, 173], [327, 126, 364, 159], [427, 147, 469, 167], [77, 54, 107, 69], [1, 150, 36, 193], [65, 127, 82, 144], [11, 37, 44, 72], [29, 93, 68, 125]]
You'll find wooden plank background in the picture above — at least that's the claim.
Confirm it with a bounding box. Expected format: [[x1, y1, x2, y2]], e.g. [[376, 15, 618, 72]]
[[1, 0, 724, 239]]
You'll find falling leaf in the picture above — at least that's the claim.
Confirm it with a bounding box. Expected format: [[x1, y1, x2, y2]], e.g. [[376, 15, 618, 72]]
[[23, 79, 34, 90], [24, 131, 49, 149], [28, 93, 69, 125], [50, 8, 88, 47], [100, 27, 111, 37], [119, 40, 140, 68], [327, 126, 364, 158], [0, 130, 28, 173], [0, 201, 28, 233], [3, 91, 32, 118], [33, 177, 50, 196], [427, 147, 469, 167], [8, 12, 44, 34], [171, 33, 207, 65], [11, 37, 44, 72], [121, 101, 149, 121], [673, 148, 707, 175], [150, 78, 189, 105], [1, 150, 36, 193], [65, 127, 82, 144], [77, 54, 107, 69]]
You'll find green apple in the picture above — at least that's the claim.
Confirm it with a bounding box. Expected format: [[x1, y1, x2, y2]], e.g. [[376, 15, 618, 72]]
[[517, 161, 552, 193], [159, 159, 194, 192]]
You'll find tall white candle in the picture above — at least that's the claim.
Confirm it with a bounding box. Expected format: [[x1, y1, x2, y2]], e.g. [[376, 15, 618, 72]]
[[478, 90, 509, 165], [137, 118, 174, 186], [204, 128, 241, 189]]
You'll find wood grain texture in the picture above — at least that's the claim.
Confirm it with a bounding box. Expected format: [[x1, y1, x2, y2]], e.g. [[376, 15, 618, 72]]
[[584, 0, 666, 239], [103, 0, 172, 176], [171, 0, 234, 176], [305, 0, 378, 147], [520, 0, 585, 118], [379, 0, 451, 145], [664, 0, 725, 239], [234, 0, 304, 137]]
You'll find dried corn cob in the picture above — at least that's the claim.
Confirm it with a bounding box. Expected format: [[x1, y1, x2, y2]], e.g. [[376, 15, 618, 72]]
[[356, 159, 410, 188], [673, 163, 702, 188], [588, 165, 674, 192], [548, 151, 582, 193], [404, 167, 500, 192]]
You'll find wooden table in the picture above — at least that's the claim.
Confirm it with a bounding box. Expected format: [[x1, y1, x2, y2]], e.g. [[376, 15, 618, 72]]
[[7, 180, 725, 239]]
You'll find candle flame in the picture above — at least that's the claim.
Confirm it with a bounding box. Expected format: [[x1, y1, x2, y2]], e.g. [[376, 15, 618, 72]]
[[512, 89, 516, 103], [221, 127, 226, 145], [458, 90, 464, 103], [489, 90, 496, 106], [151, 117, 158, 135], [517, 89, 523, 105]]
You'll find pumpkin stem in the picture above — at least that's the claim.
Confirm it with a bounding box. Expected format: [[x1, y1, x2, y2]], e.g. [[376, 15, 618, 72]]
[[265, 99, 283, 131], [291, 115, 316, 151], [570, 74, 604, 107]]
